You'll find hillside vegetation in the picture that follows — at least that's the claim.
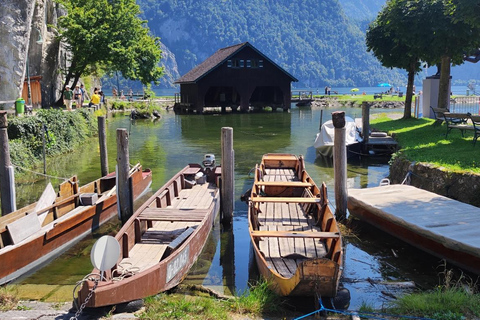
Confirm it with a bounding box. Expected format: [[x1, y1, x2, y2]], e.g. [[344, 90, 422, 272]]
[[137, 0, 405, 88]]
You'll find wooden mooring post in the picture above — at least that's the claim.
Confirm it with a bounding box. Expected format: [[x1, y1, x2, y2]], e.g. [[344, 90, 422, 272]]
[[0, 111, 16, 215], [362, 102, 370, 144], [98, 116, 109, 176], [221, 127, 234, 226], [332, 111, 347, 221], [116, 128, 132, 224]]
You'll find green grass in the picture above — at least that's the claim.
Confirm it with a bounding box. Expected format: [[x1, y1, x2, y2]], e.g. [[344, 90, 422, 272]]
[[371, 114, 480, 174], [0, 286, 18, 311], [140, 280, 286, 319], [389, 287, 480, 320], [313, 94, 406, 102]]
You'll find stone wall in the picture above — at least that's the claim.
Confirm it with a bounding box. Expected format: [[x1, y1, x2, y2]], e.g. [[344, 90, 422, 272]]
[[389, 157, 480, 207], [0, 0, 66, 109]]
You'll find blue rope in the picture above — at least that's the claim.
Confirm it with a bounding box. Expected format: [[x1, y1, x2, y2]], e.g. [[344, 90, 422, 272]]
[[293, 299, 436, 320]]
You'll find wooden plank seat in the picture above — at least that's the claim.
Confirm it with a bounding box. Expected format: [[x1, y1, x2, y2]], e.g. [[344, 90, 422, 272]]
[[251, 230, 340, 239], [255, 181, 313, 187], [138, 208, 208, 222], [251, 196, 321, 203]]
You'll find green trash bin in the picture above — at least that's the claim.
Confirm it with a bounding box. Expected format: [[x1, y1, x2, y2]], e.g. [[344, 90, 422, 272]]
[[15, 98, 25, 114]]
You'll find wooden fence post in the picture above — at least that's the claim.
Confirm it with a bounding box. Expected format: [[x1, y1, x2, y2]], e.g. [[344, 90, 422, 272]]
[[98, 116, 109, 176], [221, 127, 234, 226], [116, 129, 132, 224], [0, 111, 16, 215], [332, 111, 347, 221]]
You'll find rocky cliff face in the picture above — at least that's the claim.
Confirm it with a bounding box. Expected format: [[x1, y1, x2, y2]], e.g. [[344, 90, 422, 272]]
[[0, 0, 66, 109]]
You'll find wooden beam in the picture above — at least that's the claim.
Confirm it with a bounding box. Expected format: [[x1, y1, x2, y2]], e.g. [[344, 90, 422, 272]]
[[251, 230, 340, 239], [250, 196, 321, 203], [255, 181, 313, 187]]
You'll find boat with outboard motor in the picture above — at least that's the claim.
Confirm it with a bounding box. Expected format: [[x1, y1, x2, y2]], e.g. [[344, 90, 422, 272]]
[[76, 156, 221, 308]]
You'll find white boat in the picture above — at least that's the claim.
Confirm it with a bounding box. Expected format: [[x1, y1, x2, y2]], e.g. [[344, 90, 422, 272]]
[[314, 116, 362, 157]]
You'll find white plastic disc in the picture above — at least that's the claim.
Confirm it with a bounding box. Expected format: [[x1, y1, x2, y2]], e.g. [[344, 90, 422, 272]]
[[90, 235, 120, 272]]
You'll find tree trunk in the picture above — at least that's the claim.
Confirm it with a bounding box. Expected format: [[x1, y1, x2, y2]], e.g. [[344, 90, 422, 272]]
[[437, 56, 451, 110], [403, 66, 415, 119]]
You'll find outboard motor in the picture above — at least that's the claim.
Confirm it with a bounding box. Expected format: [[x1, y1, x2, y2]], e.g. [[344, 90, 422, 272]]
[[202, 154, 216, 168], [202, 154, 216, 183]]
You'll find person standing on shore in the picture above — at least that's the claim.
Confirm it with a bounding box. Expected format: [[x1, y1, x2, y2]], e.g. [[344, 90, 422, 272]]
[[73, 85, 82, 108], [80, 84, 86, 106], [63, 85, 73, 111]]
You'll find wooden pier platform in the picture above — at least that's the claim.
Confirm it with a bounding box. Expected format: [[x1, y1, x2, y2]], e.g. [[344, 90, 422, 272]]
[[348, 184, 480, 275], [364, 135, 398, 155]]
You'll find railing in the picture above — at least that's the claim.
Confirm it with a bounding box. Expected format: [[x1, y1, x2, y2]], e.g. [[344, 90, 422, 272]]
[[291, 91, 313, 101], [450, 96, 480, 115]]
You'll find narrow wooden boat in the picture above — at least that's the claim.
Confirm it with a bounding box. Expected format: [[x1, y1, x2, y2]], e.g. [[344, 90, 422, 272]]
[[77, 163, 221, 307], [348, 184, 480, 275], [248, 154, 343, 298], [0, 164, 152, 285]]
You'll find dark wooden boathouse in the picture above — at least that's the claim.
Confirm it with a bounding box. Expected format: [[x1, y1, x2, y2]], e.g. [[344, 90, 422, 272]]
[[174, 42, 298, 113]]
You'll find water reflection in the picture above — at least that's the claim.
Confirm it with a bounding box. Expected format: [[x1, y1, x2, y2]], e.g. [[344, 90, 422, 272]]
[[14, 105, 448, 309]]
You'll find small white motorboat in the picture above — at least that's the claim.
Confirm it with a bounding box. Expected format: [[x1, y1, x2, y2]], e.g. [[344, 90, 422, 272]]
[[314, 116, 363, 158]]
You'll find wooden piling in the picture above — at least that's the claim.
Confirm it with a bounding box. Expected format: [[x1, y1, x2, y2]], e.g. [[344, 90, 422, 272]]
[[0, 111, 16, 215], [221, 127, 234, 226], [362, 102, 370, 144], [116, 129, 132, 224], [98, 116, 109, 176], [332, 111, 347, 221], [319, 109, 324, 130]]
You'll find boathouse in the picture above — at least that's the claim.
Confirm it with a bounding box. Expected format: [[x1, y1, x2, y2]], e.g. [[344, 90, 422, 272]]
[[174, 42, 298, 113]]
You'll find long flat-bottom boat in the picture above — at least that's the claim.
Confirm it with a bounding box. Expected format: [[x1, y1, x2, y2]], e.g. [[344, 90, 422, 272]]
[[77, 162, 221, 307], [248, 154, 343, 298], [0, 164, 152, 285]]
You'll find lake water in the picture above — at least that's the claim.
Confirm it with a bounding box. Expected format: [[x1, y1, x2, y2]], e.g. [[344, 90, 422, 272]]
[[154, 85, 473, 97], [14, 105, 450, 310]]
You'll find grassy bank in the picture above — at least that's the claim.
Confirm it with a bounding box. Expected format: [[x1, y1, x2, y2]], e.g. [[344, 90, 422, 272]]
[[371, 114, 480, 174]]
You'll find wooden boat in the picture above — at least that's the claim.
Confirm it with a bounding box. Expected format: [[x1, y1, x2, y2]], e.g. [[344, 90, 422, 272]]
[[248, 154, 343, 297], [348, 184, 480, 275], [77, 163, 221, 307], [0, 164, 152, 285]]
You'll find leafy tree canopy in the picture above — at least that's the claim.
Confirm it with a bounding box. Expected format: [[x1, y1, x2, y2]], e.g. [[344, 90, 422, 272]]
[[55, 0, 163, 89]]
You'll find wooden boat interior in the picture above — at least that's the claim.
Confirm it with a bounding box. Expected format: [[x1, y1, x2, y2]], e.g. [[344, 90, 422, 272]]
[[249, 154, 342, 279], [0, 165, 137, 250], [109, 165, 220, 278]]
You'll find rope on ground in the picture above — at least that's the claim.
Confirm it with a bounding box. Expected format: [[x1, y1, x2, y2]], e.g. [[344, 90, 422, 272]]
[[293, 299, 435, 320], [10, 163, 71, 181]]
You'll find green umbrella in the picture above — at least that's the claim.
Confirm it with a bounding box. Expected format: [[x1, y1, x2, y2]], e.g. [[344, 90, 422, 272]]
[[350, 88, 359, 92]]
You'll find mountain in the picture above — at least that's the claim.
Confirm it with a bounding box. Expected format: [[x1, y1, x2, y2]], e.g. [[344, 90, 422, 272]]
[[338, 0, 386, 21], [137, 0, 406, 88]]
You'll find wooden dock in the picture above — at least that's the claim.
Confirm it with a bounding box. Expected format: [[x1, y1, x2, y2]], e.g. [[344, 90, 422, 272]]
[[348, 184, 480, 275], [364, 135, 398, 155]]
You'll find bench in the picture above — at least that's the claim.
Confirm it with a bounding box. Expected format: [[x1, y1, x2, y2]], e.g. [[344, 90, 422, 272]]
[[374, 93, 383, 99], [444, 112, 480, 145], [430, 107, 467, 127]]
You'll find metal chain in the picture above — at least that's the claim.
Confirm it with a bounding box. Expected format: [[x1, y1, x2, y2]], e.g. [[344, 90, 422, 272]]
[[70, 278, 99, 320]]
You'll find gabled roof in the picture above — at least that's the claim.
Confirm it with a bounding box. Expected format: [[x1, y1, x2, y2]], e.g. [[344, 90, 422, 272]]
[[174, 42, 298, 84]]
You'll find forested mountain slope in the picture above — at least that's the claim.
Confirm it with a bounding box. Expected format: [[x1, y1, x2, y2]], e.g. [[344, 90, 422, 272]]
[[138, 0, 405, 88]]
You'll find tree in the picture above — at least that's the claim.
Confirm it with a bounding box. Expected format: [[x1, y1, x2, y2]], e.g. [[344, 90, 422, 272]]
[[366, 0, 422, 119], [415, 0, 480, 109], [448, 0, 480, 63], [55, 0, 163, 103]]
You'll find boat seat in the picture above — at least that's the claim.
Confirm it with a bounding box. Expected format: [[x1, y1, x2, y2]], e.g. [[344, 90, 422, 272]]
[[250, 230, 340, 239], [250, 196, 321, 204], [255, 181, 313, 187]]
